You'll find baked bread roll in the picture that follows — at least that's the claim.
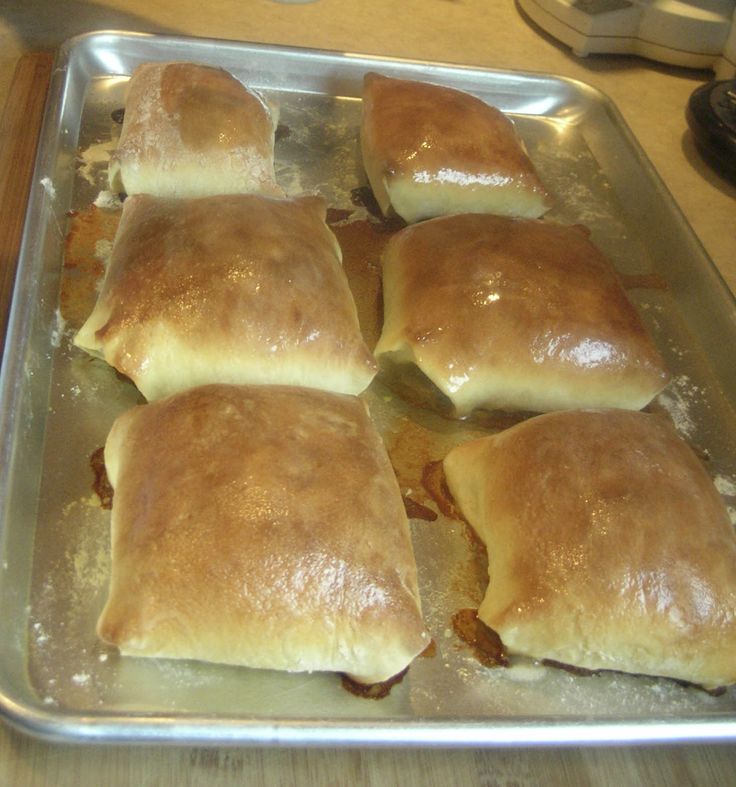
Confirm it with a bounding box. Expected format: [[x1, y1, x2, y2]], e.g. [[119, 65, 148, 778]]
[[443, 409, 736, 689], [108, 62, 281, 198], [360, 72, 552, 223], [374, 213, 669, 415], [74, 193, 377, 400], [98, 383, 430, 684]]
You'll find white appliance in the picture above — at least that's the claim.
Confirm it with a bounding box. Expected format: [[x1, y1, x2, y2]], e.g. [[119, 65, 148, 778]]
[[518, 0, 736, 77]]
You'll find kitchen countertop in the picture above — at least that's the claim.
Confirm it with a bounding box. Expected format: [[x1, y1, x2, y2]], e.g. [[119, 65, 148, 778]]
[[0, 1, 735, 784]]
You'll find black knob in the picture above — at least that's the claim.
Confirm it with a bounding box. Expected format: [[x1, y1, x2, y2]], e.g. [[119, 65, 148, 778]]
[[686, 79, 736, 183]]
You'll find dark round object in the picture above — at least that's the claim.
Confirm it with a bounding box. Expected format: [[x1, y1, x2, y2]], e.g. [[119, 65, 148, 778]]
[[686, 79, 736, 182]]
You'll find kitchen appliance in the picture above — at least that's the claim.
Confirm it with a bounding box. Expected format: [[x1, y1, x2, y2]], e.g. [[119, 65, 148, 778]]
[[518, 0, 736, 77]]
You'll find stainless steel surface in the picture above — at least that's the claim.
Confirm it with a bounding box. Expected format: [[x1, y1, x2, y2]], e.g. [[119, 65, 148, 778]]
[[0, 30, 735, 746]]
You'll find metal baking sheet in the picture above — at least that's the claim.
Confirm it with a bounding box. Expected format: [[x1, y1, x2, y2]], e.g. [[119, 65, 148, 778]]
[[1, 30, 735, 746]]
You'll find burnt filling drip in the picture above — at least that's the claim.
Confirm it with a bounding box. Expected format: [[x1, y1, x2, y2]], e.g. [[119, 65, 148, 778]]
[[340, 666, 409, 700], [90, 446, 113, 509]]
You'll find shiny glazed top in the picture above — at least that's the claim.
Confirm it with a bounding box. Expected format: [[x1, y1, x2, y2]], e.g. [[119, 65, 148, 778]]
[[99, 384, 428, 682], [78, 193, 376, 398], [443, 409, 736, 687], [377, 213, 669, 408], [361, 71, 547, 191]]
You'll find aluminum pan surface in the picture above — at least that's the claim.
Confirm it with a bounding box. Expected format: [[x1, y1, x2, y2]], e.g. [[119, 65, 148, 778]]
[[1, 31, 735, 746]]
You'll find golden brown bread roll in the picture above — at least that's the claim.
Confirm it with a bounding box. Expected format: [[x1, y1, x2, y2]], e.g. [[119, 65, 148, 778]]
[[360, 72, 552, 223], [443, 409, 736, 689], [109, 62, 281, 198], [74, 193, 377, 400], [374, 213, 669, 415], [98, 383, 430, 684]]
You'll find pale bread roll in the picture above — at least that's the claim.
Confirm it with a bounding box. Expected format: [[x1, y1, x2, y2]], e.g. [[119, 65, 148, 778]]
[[109, 62, 281, 198], [98, 383, 430, 684], [443, 409, 736, 689], [360, 72, 552, 223], [374, 213, 669, 415], [74, 193, 377, 401]]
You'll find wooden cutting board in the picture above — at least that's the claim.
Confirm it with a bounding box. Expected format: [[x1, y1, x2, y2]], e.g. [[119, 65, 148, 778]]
[[0, 52, 55, 355]]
